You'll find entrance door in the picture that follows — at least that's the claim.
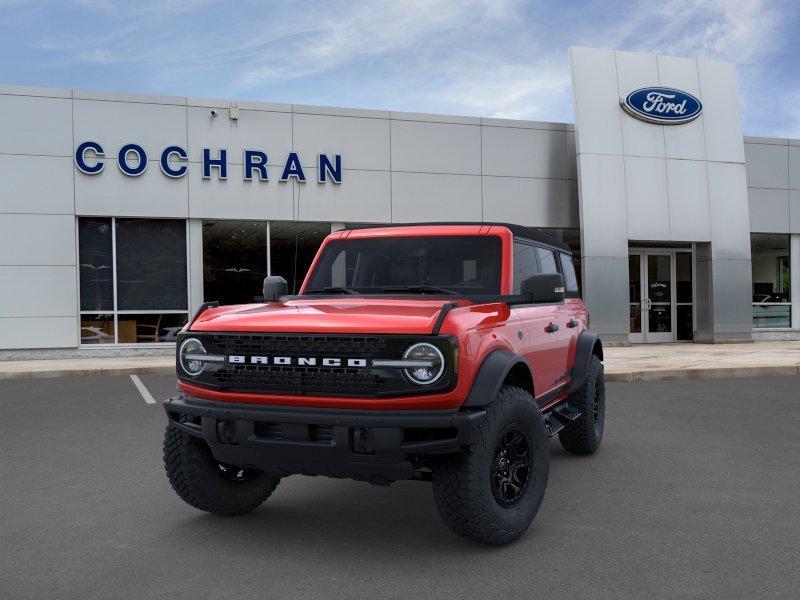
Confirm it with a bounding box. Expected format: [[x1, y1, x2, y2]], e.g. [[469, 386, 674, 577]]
[[629, 249, 694, 343]]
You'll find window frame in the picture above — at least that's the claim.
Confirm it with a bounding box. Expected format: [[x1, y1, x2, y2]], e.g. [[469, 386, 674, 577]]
[[78, 216, 190, 346]]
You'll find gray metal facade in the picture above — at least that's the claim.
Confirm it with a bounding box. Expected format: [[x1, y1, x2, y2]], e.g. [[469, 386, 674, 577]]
[[0, 46, 798, 354]]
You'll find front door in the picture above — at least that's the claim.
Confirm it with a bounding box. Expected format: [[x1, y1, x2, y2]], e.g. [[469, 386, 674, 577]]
[[629, 250, 694, 343]]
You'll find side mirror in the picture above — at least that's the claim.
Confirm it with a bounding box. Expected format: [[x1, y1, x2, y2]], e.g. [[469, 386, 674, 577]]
[[262, 275, 288, 302], [521, 273, 565, 304]]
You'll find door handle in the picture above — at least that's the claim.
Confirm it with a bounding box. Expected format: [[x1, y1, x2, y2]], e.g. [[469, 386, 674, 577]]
[[566, 319, 579, 328], [545, 322, 559, 333]]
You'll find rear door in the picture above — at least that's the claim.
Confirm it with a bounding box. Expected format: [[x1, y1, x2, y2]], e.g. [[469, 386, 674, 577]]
[[558, 251, 585, 386], [533, 246, 572, 390], [512, 241, 565, 396]]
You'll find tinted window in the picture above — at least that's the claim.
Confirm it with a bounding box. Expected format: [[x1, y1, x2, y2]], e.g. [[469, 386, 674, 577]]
[[306, 235, 502, 294], [560, 252, 579, 294], [536, 247, 559, 274], [513, 242, 539, 293], [79, 218, 114, 311], [115, 219, 187, 310]]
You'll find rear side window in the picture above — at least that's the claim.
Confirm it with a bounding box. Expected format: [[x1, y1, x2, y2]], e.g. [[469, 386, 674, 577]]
[[513, 242, 539, 293], [536, 247, 559, 274], [560, 252, 579, 295]]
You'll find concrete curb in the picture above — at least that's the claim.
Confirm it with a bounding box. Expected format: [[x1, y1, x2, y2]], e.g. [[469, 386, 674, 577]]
[[0, 365, 175, 380], [605, 364, 800, 382]]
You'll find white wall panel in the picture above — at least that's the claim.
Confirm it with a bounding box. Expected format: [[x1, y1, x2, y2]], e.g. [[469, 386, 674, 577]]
[[666, 159, 711, 241], [296, 169, 390, 223], [748, 188, 790, 233], [187, 107, 292, 165], [745, 143, 789, 189], [0, 214, 75, 265], [188, 167, 293, 220], [390, 120, 481, 175], [0, 316, 78, 349], [624, 156, 670, 240], [657, 55, 706, 161], [293, 114, 389, 172], [0, 266, 76, 317], [576, 154, 628, 257], [788, 146, 800, 190], [482, 176, 566, 227], [616, 51, 665, 159], [391, 173, 481, 222], [569, 47, 623, 156], [74, 99, 187, 160], [565, 131, 577, 179], [75, 163, 189, 217], [482, 127, 565, 179], [0, 94, 73, 156], [0, 154, 74, 214], [790, 190, 800, 233], [707, 162, 750, 259], [697, 59, 745, 163], [566, 180, 580, 228]]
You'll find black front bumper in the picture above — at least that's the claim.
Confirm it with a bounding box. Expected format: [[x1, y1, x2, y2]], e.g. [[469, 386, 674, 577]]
[[164, 395, 486, 485]]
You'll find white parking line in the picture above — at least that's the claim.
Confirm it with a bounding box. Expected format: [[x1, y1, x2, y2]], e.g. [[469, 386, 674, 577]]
[[130, 374, 156, 404]]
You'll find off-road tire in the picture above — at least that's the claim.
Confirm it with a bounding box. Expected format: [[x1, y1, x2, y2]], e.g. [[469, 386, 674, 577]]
[[163, 423, 280, 516], [558, 354, 605, 455], [432, 385, 549, 546]]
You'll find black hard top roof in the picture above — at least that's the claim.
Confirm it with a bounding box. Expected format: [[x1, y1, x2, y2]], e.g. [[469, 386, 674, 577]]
[[369, 222, 572, 253]]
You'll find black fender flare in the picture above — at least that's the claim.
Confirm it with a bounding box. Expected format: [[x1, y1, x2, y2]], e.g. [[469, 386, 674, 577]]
[[462, 349, 533, 408], [567, 331, 603, 395]]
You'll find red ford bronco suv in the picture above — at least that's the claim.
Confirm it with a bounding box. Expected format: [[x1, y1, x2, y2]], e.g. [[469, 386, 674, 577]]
[[163, 224, 604, 545]]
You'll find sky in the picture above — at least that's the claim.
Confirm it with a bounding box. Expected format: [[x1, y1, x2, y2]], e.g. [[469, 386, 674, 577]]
[[1, 0, 799, 137]]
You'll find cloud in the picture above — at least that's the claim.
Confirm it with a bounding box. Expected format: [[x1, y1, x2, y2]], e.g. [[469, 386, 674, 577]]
[[3, 0, 796, 135]]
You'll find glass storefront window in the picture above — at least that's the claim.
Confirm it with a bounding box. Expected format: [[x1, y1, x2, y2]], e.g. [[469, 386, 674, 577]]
[[203, 221, 267, 304], [270, 222, 330, 294], [751, 234, 791, 328], [79, 218, 114, 312], [80, 313, 115, 345], [116, 219, 187, 310], [676, 252, 693, 341], [77, 217, 188, 344]]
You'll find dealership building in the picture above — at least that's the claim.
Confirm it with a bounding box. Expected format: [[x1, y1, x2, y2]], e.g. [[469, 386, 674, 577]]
[[1, 46, 799, 357]]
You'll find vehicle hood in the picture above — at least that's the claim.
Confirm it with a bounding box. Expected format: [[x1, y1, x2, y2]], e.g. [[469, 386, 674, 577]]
[[189, 298, 463, 335]]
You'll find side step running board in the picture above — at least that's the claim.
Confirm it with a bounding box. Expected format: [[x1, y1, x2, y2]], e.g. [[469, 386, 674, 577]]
[[544, 414, 564, 437], [544, 403, 582, 438], [553, 403, 582, 423]]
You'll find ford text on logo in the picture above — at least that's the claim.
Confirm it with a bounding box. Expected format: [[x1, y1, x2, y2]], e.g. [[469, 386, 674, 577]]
[[620, 87, 702, 125], [74, 141, 342, 184]]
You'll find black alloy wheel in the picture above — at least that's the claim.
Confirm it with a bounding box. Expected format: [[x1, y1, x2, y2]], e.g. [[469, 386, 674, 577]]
[[490, 424, 532, 507]]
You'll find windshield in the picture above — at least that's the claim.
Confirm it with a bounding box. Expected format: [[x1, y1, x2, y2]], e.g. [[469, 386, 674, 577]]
[[304, 235, 502, 295]]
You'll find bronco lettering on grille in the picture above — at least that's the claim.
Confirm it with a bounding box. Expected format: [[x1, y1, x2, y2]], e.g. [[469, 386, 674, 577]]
[[227, 355, 368, 368]]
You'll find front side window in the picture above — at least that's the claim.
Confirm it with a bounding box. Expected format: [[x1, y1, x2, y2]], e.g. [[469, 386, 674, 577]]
[[78, 217, 188, 344], [751, 233, 791, 328], [305, 235, 502, 294]]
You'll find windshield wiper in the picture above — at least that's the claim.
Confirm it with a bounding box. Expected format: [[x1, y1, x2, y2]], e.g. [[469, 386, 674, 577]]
[[379, 285, 456, 295], [305, 286, 360, 295]]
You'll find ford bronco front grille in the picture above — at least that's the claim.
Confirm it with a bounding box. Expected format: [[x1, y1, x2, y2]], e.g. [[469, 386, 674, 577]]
[[179, 333, 456, 398]]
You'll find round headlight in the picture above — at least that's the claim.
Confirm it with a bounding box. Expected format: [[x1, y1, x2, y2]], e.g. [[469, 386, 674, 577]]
[[179, 337, 207, 377], [403, 342, 445, 386]]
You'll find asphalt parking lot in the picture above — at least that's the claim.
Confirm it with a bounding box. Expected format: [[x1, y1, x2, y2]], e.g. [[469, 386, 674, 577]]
[[2, 375, 799, 600]]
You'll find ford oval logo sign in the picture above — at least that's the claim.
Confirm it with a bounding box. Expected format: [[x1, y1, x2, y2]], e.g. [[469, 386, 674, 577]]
[[620, 87, 702, 125]]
